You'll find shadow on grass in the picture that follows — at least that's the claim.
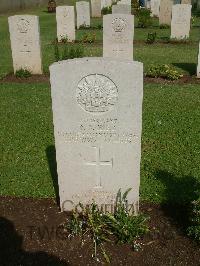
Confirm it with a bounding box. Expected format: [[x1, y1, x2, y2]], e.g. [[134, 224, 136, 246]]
[[0, 217, 68, 265], [172, 63, 197, 76], [46, 145, 60, 206], [156, 170, 200, 230]]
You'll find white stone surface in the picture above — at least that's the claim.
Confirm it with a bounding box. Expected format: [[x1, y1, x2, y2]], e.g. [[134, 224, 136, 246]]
[[56, 6, 75, 42], [117, 0, 131, 5], [76, 1, 90, 29], [103, 14, 134, 60], [150, 0, 160, 17], [146, 0, 151, 9], [8, 15, 42, 74], [101, 0, 112, 9], [171, 4, 192, 39], [159, 0, 173, 25], [49, 57, 143, 213], [197, 42, 200, 78], [91, 0, 101, 17], [112, 4, 131, 14]]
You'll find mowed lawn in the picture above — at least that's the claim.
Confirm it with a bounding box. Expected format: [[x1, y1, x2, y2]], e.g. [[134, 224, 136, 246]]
[[0, 82, 199, 204], [0, 7, 200, 76]]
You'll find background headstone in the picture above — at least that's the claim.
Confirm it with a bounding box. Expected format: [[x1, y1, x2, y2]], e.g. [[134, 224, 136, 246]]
[[159, 0, 173, 25], [118, 0, 131, 5], [91, 0, 101, 17], [103, 14, 134, 60], [50, 57, 143, 213], [150, 0, 160, 17], [76, 1, 90, 29], [101, 0, 112, 9], [197, 42, 200, 78], [112, 4, 131, 13], [171, 4, 192, 39], [56, 6, 75, 42], [8, 15, 42, 74]]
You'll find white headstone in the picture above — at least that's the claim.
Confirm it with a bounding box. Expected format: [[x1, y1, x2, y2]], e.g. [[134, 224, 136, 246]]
[[197, 42, 200, 78], [8, 15, 42, 74], [118, 0, 131, 5], [112, 4, 131, 14], [146, 0, 151, 9], [171, 4, 192, 39], [101, 0, 112, 9], [103, 14, 134, 60], [56, 6, 75, 42], [159, 0, 173, 25], [49, 57, 143, 213], [76, 1, 90, 29], [91, 0, 101, 17], [151, 0, 160, 17]]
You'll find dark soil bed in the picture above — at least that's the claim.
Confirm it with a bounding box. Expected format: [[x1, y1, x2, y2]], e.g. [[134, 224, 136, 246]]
[[1, 73, 200, 85], [0, 196, 199, 266]]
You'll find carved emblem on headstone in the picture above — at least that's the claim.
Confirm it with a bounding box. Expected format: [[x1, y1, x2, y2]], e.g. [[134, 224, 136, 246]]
[[77, 74, 118, 113], [112, 18, 127, 33], [17, 19, 30, 33]]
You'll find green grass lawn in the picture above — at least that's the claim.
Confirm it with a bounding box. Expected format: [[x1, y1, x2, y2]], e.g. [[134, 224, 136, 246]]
[[0, 82, 199, 204], [0, 7, 200, 76]]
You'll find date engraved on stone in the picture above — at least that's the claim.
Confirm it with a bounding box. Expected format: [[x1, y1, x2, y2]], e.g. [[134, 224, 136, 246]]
[[77, 74, 118, 113]]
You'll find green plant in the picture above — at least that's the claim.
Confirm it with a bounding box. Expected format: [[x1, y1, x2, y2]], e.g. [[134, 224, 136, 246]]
[[81, 33, 96, 44], [146, 32, 157, 44], [59, 35, 68, 44], [66, 189, 149, 263], [159, 24, 170, 29], [54, 43, 84, 61], [15, 69, 32, 78], [136, 8, 152, 28], [79, 23, 90, 29], [101, 6, 112, 15], [187, 198, 200, 242], [146, 64, 183, 80]]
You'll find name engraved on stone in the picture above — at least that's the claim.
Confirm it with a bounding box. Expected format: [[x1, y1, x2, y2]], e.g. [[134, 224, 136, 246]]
[[112, 18, 127, 33], [77, 74, 118, 113], [17, 18, 30, 33], [84, 146, 114, 188]]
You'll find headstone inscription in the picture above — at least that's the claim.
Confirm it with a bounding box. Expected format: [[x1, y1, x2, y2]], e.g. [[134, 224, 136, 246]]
[[8, 15, 42, 74], [56, 6, 75, 42], [103, 14, 134, 60], [170, 4, 192, 39], [49, 58, 143, 213]]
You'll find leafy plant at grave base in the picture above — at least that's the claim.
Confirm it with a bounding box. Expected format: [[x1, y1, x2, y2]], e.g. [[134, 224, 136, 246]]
[[15, 69, 32, 78], [169, 37, 189, 44], [81, 33, 96, 44], [132, 0, 139, 9], [146, 32, 157, 44], [97, 23, 103, 30], [54, 42, 84, 61], [136, 8, 152, 28], [146, 64, 183, 80], [66, 188, 149, 263], [79, 23, 90, 29], [159, 24, 170, 29], [59, 35, 68, 44], [101, 6, 112, 15], [187, 198, 200, 242]]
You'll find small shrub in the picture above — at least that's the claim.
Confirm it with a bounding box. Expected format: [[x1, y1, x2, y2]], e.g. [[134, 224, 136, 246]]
[[78, 23, 90, 29], [146, 32, 157, 44], [146, 64, 183, 80], [48, 0, 56, 13], [101, 6, 112, 15], [187, 198, 200, 242], [136, 8, 152, 28], [66, 189, 149, 263], [159, 24, 170, 29], [59, 35, 68, 44], [170, 37, 189, 44], [15, 69, 32, 78], [97, 23, 103, 30], [81, 33, 96, 43], [54, 43, 84, 61]]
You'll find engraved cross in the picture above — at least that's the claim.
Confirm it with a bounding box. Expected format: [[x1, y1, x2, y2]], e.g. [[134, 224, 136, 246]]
[[84, 147, 113, 188]]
